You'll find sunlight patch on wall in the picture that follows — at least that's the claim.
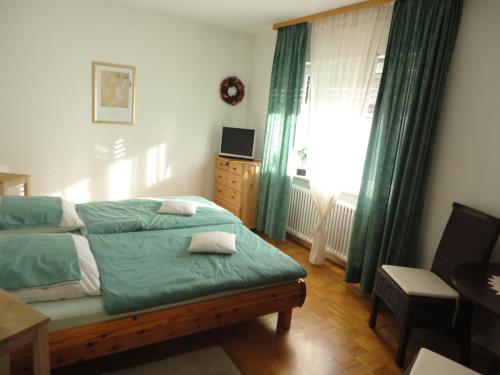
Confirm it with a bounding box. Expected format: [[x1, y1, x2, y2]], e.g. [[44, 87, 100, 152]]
[[114, 138, 126, 159], [95, 144, 109, 160], [65, 178, 90, 203], [6, 184, 26, 196], [108, 159, 132, 200], [146, 143, 169, 188]]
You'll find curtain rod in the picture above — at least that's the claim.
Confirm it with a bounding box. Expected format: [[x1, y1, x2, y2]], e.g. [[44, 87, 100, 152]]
[[272, 0, 394, 30]]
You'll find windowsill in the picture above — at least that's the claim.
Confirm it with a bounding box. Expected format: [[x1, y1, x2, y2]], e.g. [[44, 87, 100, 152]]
[[293, 175, 309, 181], [291, 176, 359, 206]]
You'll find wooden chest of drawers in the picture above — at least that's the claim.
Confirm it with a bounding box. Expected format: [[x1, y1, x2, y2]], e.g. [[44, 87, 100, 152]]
[[214, 156, 261, 228]]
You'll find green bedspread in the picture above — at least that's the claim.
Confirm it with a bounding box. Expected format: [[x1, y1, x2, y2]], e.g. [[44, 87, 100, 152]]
[[0, 196, 63, 229], [88, 224, 307, 314], [0, 233, 81, 290], [77, 196, 241, 234]]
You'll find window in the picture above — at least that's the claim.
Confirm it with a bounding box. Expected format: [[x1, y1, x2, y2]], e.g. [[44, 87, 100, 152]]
[[291, 55, 385, 189]]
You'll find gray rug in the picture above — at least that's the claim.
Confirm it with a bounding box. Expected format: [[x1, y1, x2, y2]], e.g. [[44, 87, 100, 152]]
[[104, 346, 242, 375]]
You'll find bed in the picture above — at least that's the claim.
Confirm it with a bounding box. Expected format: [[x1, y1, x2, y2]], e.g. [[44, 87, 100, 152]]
[[0, 196, 307, 373]]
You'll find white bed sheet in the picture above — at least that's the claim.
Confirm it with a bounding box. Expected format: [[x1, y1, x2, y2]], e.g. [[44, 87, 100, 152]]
[[12, 234, 101, 303]]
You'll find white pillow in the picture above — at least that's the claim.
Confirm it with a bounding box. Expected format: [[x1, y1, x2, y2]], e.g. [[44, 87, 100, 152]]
[[158, 200, 198, 216], [187, 232, 237, 254], [61, 199, 85, 230], [12, 234, 101, 303]]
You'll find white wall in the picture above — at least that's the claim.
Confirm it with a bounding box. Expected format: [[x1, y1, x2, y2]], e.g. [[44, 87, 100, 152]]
[[417, 0, 500, 267], [245, 30, 277, 159], [0, 0, 251, 202]]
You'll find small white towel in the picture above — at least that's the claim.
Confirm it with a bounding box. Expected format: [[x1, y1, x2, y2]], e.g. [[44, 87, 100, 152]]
[[488, 275, 500, 295]]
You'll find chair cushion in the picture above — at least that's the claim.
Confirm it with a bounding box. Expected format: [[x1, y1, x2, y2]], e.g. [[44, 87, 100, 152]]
[[381, 265, 459, 299], [408, 348, 479, 375]]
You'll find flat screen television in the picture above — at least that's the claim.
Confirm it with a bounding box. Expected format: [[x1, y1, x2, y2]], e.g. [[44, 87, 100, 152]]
[[219, 126, 255, 160]]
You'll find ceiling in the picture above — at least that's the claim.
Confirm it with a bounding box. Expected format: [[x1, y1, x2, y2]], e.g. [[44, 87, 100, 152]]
[[104, 0, 361, 33]]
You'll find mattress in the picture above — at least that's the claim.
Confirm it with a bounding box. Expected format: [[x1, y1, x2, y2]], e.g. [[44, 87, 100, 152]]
[[30, 281, 295, 332]]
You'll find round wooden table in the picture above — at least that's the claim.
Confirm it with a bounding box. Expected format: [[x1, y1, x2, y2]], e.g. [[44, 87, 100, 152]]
[[452, 263, 500, 373], [452, 263, 500, 316]]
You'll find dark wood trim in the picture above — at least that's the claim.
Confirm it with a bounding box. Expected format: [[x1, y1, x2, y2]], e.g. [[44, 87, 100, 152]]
[[286, 233, 311, 250], [272, 0, 394, 30]]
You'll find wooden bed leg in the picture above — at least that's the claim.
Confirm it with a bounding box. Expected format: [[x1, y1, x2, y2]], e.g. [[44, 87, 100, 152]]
[[0, 354, 10, 375], [277, 309, 293, 331]]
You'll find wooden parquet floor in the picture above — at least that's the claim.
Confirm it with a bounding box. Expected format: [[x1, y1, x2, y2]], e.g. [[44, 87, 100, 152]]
[[55, 237, 491, 375]]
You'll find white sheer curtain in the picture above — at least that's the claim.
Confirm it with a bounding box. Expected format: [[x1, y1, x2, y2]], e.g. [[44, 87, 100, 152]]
[[308, 4, 393, 265]]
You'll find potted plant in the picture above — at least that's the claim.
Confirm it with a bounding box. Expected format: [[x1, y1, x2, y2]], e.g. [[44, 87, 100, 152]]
[[297, 148, 307, 176]]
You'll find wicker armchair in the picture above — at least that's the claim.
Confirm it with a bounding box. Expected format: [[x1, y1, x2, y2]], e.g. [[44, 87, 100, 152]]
[[369, 202, 500, 367]]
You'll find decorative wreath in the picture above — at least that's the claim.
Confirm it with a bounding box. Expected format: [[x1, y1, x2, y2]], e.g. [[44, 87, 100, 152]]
[[220, 76, 245, 105]]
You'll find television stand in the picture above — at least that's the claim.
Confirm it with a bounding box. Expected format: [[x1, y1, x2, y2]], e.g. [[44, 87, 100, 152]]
[[214, 156, 261, 228]]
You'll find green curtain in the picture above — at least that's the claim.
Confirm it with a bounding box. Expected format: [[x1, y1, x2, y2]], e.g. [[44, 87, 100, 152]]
[[345, 0, 463, 293], [256, 23, 308, 240]]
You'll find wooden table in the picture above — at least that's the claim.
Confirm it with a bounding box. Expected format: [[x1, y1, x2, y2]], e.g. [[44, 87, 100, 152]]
[[0, 173, 31, 196], [0, 289, 49, 375], [452, 263, 500, 372], [452, 263, 500, 316]]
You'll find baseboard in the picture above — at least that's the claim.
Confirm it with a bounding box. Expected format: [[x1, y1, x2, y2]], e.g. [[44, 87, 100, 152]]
[[286, 233, 346, 269]]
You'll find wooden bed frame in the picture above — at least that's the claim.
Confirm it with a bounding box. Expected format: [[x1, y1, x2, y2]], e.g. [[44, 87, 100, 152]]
[[12, 280, 306, 374]]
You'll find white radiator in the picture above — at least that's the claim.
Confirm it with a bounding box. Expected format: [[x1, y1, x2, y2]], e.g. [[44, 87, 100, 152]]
[[287, 184, 357, 263]]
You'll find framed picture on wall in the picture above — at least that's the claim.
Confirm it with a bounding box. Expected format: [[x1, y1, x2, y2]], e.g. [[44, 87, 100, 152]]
[[92, 61, 136, 125]]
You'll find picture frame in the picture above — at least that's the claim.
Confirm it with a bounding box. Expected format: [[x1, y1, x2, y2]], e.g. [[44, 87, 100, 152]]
[[92, 61, 136, 125]]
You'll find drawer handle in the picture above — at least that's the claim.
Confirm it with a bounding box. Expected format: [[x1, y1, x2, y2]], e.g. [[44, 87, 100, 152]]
[[218, 190, 222, 193], [232, 180, 236, 183], [226, 161, 229, 166]]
